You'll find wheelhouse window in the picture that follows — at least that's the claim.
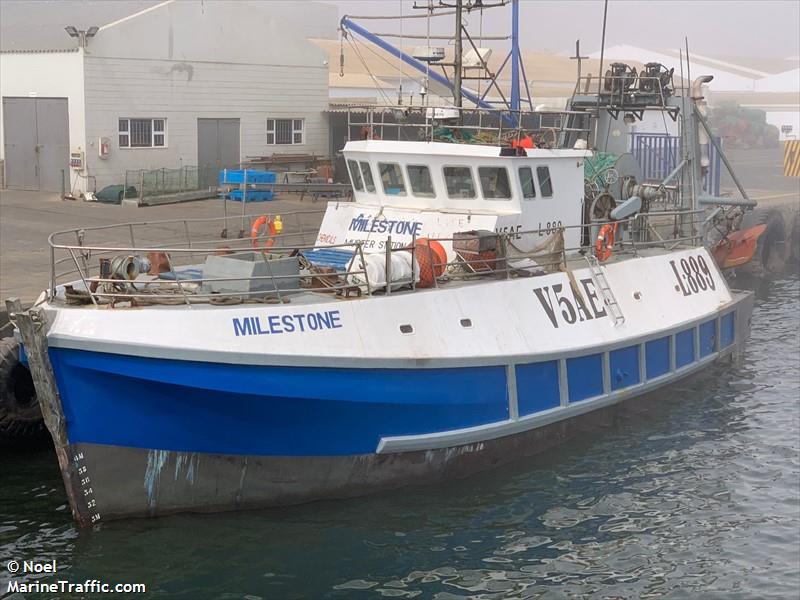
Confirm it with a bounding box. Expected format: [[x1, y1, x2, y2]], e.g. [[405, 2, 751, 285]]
[[347, 159, 364, 191], [119, 118, 166, 148], [406, 164, 435, 198], [443, 166, 476, 199], [378, 163, 407, 196], [518, 166, 536, 199], [359, 161, 376, 192], [478, 166, 511, 200], [267, 118, 304, 145], [537, 166, 553, 197]]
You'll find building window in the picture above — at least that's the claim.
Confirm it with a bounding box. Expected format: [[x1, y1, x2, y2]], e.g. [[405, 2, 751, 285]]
[[378, 163, 407, 196], [443, 166, 475, 199], [536, 166, 553, 197], [518, 166, 536, 199], [267, 118, 304, 145], [118, 118, 166, 148], [478, 166, 511, 199], [407, 165, 435, 198]]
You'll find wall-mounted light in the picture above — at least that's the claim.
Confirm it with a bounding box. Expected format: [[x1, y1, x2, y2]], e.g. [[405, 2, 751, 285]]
[[64, 25, 99, 48]]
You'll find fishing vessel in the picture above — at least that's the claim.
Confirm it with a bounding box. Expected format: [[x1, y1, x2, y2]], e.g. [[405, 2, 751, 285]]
[[7, 1, 758, 525]]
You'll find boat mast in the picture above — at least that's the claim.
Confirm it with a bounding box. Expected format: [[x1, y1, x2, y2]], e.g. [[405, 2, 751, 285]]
[[510, 0, 519, 112], [453, 0, 463, 111]]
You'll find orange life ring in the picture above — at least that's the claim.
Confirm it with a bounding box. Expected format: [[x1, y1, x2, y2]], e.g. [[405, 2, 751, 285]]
[[595, 223, 618, 261], [251, 215, 277, 249]]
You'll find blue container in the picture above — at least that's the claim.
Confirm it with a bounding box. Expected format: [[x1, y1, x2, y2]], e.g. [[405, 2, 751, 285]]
[[219, 169, 276, 185], [228, 190, 274, 202]]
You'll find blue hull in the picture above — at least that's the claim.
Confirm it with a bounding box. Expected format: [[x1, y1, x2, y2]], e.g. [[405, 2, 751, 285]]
[[49, 311, 737, 458], [32, 295, 750, 525], [49, 349, 510, 456]]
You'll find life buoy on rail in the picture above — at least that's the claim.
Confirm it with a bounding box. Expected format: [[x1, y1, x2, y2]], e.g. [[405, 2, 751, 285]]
[[595, 222, 618, 262], [251, 215, 280, 250]]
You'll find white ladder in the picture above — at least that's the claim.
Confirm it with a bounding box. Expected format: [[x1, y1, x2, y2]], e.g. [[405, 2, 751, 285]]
[[585, 255, 625, 326]]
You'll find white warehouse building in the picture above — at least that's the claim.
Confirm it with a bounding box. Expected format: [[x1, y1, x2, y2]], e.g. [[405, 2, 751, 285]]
[[0, 0, 336, 195]]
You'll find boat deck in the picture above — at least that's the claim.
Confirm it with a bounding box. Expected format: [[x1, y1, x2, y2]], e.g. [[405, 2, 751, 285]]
[[48, 244, 687, 311]]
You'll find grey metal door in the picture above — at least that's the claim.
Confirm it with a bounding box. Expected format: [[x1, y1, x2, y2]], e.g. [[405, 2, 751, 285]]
[[3, 98, 38, 190], [197, 118, 240, 188], [2, 97, 69, 192], [35, 99, 70, 192]]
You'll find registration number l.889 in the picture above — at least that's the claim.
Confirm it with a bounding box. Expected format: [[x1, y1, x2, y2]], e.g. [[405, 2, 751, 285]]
[[669, 254, 716, 296]]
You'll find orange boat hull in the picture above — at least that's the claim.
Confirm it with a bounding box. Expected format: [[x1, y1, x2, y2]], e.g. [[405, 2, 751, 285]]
[[712, 224, 767, 269]]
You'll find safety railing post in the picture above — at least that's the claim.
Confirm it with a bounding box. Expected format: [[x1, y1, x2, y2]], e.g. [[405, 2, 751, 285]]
[[183, 220, 194, 263], [66, 248, 98, 306], [385, 235, 392, 295], [50, 245, 56, 300], [356, 242, 371, 296], [240, 169, 247, 239], [163, 253, 191, 307], [410, 231, 417, 291]]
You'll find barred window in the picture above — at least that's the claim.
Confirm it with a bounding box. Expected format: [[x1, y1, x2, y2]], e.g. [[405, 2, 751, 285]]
[[118, 118, 166, 148], [267, 118, 304, 145]]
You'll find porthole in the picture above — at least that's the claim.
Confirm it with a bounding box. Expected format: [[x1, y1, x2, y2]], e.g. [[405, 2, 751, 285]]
[[399, 324, 414, 334], [460, 318, 473, 328]]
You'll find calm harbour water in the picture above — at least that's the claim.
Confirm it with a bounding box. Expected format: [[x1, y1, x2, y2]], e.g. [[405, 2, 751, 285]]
[[1, 276, 798, 600]]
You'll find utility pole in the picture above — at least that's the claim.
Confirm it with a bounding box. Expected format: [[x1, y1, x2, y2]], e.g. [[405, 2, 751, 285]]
[[453, 0, 463, 110]]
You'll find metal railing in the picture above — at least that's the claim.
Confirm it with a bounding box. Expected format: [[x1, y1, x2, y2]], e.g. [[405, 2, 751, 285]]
[[344, 105, 593, 149], [46, 205, 709, 308], [571, 74, 676, 111]]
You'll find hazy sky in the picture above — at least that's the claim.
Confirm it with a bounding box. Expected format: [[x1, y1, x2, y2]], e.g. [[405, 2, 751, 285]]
[[328, 0, 800, 59]]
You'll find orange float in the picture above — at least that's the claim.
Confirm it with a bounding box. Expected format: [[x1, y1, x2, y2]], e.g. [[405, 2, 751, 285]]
[[250, 216, 278, 250], [410, 238, 447, 288], [595, 223, 618, 262]]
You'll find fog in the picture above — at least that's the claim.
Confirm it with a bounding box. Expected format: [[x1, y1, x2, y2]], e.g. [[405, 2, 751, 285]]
[[328, 0, 800, 59]]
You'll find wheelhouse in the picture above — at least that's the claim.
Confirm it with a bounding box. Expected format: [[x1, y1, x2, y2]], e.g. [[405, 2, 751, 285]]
[[342, 140, 590, 251]]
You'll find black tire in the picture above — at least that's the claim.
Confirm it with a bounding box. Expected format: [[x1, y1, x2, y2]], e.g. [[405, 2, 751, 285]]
[[790, 211, 800, 266], [757, 209, 786, 273], [0, 337, 48, 447], [740, 208, 787, 275]]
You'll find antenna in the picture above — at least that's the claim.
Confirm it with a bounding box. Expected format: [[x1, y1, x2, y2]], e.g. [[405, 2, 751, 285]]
[[570, 39, 589, 82], [597, 0, 609, 100]]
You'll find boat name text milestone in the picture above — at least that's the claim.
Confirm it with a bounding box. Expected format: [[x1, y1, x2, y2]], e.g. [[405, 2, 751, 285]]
[[232, 310, 343, 337]]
